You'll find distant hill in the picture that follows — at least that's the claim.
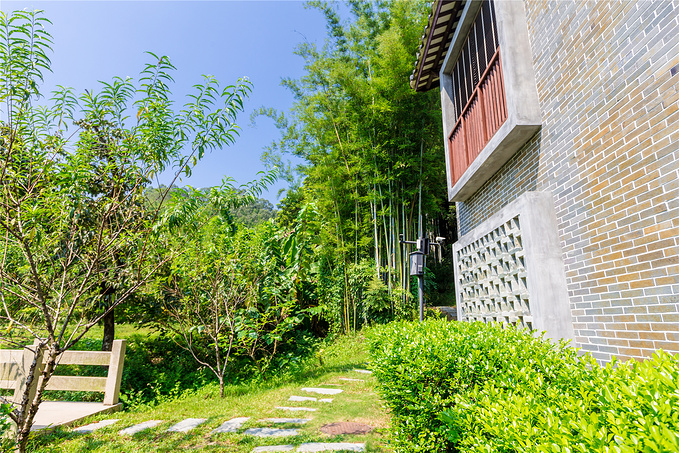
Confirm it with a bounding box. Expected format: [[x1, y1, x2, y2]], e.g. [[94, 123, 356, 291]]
[[231, 198, 277, 227], [145, 186, 276, 227]]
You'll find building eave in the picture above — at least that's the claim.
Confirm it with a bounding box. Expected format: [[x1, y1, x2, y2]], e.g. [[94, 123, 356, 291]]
[[409, 0, 466, 92]]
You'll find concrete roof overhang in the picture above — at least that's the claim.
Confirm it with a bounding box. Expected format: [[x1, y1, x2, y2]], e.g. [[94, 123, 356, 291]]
[[409, 0, 466, 92]]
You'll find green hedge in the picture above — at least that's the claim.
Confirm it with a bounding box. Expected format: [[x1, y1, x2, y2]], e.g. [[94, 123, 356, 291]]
[[367, 320, 679, 453]]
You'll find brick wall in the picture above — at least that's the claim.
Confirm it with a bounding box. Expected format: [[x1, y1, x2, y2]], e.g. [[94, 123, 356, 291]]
[[456, 0, 679, 362]]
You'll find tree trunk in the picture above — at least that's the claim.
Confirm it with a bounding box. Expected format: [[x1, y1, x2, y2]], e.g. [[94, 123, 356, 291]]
[[102, 308, 115, 352]]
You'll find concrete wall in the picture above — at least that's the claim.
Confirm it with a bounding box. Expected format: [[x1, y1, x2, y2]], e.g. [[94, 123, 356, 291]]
[[454, 191, 574, 341], [456, 0, 679, 362]]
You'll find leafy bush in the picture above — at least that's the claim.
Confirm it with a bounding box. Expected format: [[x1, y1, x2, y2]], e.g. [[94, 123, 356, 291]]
[[118, 332, 212, 408], [367, 320, 679, 453]]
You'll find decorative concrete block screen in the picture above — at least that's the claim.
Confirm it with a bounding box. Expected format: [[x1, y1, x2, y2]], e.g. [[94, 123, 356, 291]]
[[456, 214, 531, 328], [453, 191, 574, 341]]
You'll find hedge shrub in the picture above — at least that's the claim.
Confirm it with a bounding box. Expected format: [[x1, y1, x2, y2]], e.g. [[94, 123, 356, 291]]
[[367, 320, 679, 453]]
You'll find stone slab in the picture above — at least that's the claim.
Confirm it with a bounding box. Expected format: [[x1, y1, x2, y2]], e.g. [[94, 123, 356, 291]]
[[289, 395, 317, 402], [72, 419, 119, 433], [338, 378, 364, 382], [301, 387, 343, 395], [275, 406, 317, 412], [251, 446, 295, 452], [212, 417, 250, 434], [264, 418, 311, 424], [166, 418, 207, 433], [353, 369, 372, 374], [119, 420, 164, 436], [319, 399, 333, 403], [243, 427, 298, 437], [298, 442, 365, 452]]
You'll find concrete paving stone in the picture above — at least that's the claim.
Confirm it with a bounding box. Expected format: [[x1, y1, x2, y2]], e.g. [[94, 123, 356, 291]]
[[264, 418, 311, 424], [166, 418, 207, 433], [289, 395, 317, 402], [338, 378, 364, 382], [251, 446, 295, 452], [119, 420, 164, 436], [212, 417, 251, 434], [352, 369, 372, 374], [297, 442, 365, 452], [243, 427, 298, 437], [275, 406, 317, 412], [72, 419, 119, 433], [301, 387, 343, 395]]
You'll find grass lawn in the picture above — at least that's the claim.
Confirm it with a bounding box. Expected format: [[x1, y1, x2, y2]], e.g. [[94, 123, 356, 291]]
[[26, 332, 391, 452]]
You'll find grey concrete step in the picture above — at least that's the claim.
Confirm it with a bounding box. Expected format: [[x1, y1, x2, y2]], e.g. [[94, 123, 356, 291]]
[[119, 420, 164, 436], [300, 387, 343, 395], [263, 418, 311, 424], [275, 406, 317, 412], [289, 395, 333, 403], [212, 417, 251, 434], [166, 418, 207, 433], [244, 427, 298, 437], [72, 419, 119, 433]]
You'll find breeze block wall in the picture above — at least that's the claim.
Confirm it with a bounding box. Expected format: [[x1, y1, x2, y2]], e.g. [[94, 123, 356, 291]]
[[456, 0, 679, 362]]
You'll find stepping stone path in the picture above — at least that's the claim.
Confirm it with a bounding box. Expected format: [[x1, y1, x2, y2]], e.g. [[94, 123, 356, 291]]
[[244, 427, 298, 437], [301, 387, 343, 395], [275, 406, 317, 412], [72, 419, 119, 433], [289, 396, 333, 403], [212, 417, 250, 434], [70, 375, 371, 452], [119, 420, 164, 436], [167, 418, 206, 433]]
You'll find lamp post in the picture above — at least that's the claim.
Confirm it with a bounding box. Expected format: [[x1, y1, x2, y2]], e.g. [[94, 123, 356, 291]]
[[400, 234, 444, 321]]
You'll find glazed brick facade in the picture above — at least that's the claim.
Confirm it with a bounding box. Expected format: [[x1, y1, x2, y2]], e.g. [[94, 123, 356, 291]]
[[456, 1, 679, 362]]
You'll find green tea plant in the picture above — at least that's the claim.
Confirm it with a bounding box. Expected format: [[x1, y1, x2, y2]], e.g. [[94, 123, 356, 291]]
[[368, 320, 679, 453]]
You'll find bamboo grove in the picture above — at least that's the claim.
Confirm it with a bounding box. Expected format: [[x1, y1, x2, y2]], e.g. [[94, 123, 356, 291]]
[[258, 0, 456, 333]]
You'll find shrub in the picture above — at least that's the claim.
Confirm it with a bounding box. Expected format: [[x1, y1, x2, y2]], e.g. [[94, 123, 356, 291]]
[[367, 320, 679, 453]]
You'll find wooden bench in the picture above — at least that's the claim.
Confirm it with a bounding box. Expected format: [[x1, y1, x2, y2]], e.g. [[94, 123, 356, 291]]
[[0, 339, 126, 430]]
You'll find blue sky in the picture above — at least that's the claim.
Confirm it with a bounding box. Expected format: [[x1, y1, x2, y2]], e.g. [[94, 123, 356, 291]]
[[1, 1, 330, 204]]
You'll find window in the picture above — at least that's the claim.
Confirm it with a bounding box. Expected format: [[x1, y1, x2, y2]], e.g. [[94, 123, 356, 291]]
[[448, 1, 507, 187], [438, 0, 542, 201]]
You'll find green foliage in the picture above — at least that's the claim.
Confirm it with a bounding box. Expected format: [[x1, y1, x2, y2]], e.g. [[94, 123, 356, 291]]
[[231, 198, 277, 227], [119, 333, 211, 409], [257, 0, 453, 333], [0, 403, 13, 452], [0, 9, 253, 448], [368, 320, 679, 453]]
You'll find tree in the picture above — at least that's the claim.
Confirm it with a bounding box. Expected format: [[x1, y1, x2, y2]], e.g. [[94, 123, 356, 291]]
[[153, 177, 275, 398], [0, 10, 252, 451], [256, 0, 452, 332], [231, 198, 277, 227]]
